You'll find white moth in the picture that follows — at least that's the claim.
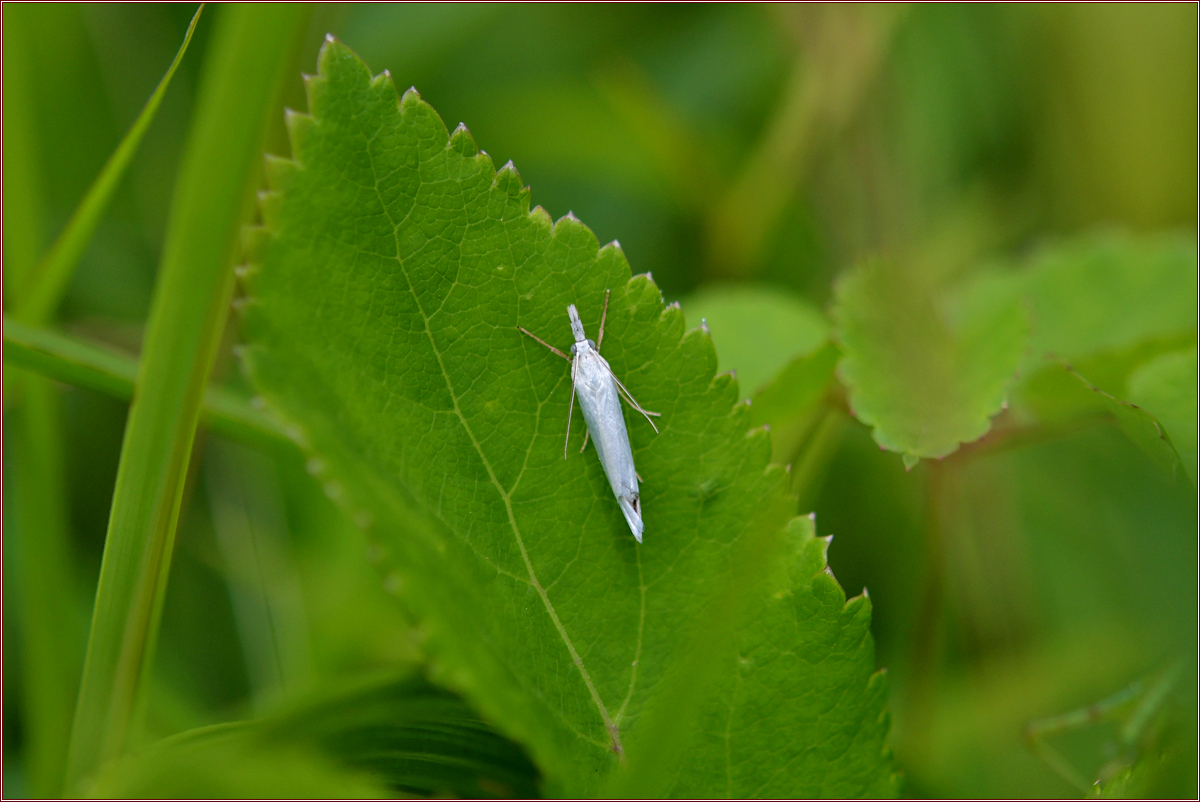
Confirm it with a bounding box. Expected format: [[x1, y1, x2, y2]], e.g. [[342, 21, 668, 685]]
[[519, 290, 660, 542]]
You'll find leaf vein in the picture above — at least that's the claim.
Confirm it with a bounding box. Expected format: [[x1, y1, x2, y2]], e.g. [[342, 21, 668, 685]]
[[367, 144, 623, 756]]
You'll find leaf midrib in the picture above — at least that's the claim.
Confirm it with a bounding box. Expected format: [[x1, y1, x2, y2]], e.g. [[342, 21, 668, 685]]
[[366, 145, 625, 757]]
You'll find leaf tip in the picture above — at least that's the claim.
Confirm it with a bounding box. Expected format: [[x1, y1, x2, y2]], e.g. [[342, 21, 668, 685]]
[[817, 533, 835, 564], [448, 122, 478, 157], [844, 586, 872, 614], [657, 300, 684, 332], [550, 211, 593, 247], [400, 86, 422, 113], [284, 109, 316, 165], [902, 452, 920, 471], [529, 205, 552, 230], [628, 271, 664, 306], [493, 160, 525, 200]]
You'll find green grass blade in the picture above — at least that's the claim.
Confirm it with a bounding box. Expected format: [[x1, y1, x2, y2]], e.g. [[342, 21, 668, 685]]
[[1, 3, 47, 292], [8, 373, 87, 797], [63, 5, 309, 792], [14, 4, 204, 326], [3, 8, 84, 795], [3, 317, 288, 449]]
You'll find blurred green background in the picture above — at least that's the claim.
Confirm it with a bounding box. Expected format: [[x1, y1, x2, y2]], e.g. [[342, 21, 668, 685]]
[[3, 3, 1196, 798]]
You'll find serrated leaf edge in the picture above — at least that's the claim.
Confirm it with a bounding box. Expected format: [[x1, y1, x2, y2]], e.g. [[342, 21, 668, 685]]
[[234, 34, 882, 788]]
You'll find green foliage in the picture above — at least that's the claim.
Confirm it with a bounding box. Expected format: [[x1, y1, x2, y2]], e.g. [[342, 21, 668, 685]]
[[1000, 232, 1198, 487], [259, 673, 542, 798], [89, 729, 391, 799], [662, 516, 895, 798], [238, 37, 892, 796], [750, 343, 841, 464], [1018, 232, 1197, 363], [3, 317, 285, 450], [3, 5, 1195, 800], [1017, 363, 1191, 487], [65, 6, 311, 791], [832, 260, 1026, 466], [682, 285, 829, 397], [13, 6, 203, 326], [94, 673, 542, 798], [1127, 347, 1198, 484]]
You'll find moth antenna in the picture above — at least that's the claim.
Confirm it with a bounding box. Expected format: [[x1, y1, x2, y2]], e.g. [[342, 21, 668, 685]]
[[596, 289, 611, 350], [518, 326, 570, 361]]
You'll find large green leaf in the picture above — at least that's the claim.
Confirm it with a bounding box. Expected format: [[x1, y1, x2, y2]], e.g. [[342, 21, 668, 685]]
[[832, 260, 1026, 467], [239, 37, 891, 796], [663, 516, 894, 797]]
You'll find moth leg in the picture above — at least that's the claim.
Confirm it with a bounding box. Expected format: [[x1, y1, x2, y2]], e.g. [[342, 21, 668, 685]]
[[564, 361, 578, 459], [518, 326, 570, 361], [580, 428, 590, 453], [607, 368, 661, 433], [596, 289, 610, 350]]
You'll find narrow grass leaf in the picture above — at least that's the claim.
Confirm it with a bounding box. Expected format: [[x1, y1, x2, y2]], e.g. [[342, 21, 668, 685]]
[[3, 317, 287, 449], [15, 5, 204, 326], [65, 5, 310, 792]]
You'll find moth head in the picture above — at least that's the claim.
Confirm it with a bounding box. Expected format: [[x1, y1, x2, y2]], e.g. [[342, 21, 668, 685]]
[[570, 339, 596, 356]]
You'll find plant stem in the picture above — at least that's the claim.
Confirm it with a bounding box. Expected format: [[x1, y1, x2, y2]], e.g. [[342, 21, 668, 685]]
[[3, 317, 288, 451]]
